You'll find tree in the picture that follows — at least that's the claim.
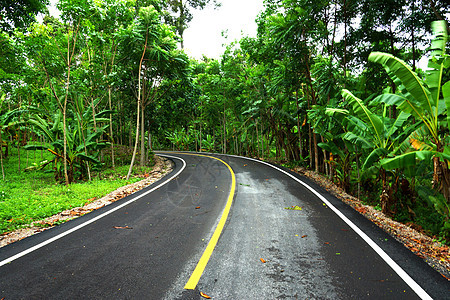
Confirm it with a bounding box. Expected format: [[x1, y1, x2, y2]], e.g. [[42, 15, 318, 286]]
[[370, 21, 450, 213], [0, 0, 49, 33]]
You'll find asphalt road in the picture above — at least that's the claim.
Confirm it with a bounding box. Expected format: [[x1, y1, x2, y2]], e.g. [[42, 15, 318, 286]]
[[0, 152, 448, 299]]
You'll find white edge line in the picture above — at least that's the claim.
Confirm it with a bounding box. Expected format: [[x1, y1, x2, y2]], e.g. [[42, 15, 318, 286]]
[[0, 154, 186, 267], [225, 153, 432, 300]]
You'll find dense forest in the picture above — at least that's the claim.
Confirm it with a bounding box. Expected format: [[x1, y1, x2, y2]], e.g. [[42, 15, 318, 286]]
[[1, 0, 450, 242]]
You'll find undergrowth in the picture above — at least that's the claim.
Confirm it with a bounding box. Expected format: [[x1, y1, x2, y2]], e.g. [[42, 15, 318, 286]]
[[0, 145, 156, 234]]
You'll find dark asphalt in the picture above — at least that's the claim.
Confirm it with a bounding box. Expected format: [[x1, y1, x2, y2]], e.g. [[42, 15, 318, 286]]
[[0, 152, 448, 299]]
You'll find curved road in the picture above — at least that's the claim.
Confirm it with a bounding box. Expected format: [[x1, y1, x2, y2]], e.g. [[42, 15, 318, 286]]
[[0, 152, 448, 299]]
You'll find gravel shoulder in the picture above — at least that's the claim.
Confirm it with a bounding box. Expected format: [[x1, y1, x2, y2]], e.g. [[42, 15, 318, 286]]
[[291, 166, 450, 281]]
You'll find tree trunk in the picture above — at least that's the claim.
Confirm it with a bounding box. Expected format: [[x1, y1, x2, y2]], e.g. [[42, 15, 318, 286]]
[[0, 129, 4, 180], [295, 91, 302, 157], [140, 103, 145, 166], [127, 30, 148, 180], [63, 67, 70, 185], [108, 86, 115, 169], [434, 142, 450, 204], [223, 102, 226, 154], [313, 132, 319, 173], [380, 168, 390, 215]]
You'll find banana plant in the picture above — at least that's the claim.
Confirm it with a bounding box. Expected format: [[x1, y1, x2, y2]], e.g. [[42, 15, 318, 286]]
[[368, 21, 450, 216], [202, 134, 216, 153], [332, 89, 417, 214], [25, 101, 112, 183]]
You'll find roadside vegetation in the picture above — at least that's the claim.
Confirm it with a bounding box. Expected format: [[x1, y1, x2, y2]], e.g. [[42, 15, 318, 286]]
[[1, 0, 450, 249], [0, 146, 155, 234]]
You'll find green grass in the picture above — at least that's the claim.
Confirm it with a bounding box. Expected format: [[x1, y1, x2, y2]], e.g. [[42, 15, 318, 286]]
[[0, 146, 157, 234]]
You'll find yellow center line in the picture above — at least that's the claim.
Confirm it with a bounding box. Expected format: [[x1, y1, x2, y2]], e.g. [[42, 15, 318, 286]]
[[176, 152, 236, 290]]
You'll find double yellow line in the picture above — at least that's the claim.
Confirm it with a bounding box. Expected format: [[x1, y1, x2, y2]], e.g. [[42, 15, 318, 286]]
[[180, 153, 236, 290]]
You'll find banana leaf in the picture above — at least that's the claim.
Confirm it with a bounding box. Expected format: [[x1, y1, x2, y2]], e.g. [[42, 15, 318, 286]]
[[362, 148, 388, 170], [342, 89, 384, 147], [380, 151, 434, 170], [24, 145, 47, 151], [368, 52, 434, 113], [76, 153, 101, 164]]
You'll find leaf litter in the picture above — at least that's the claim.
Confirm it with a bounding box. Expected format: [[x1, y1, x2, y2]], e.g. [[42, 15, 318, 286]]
[[284, 205, 303, 211]]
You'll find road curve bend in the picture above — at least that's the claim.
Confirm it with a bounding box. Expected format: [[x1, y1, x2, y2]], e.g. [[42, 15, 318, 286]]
[[0, 152, 448, 299]]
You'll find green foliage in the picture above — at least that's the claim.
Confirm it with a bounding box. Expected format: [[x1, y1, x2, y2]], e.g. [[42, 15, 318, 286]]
[[0, 146, 156, 234], [25, 101, 112, 183], [0, 0, 49, 33]]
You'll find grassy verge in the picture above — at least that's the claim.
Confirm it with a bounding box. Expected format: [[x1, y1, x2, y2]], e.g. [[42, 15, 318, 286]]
[[0, 146, 155, 234]]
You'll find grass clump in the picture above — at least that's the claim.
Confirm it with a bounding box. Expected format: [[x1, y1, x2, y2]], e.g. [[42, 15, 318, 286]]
[[0, 146, 157, 234]]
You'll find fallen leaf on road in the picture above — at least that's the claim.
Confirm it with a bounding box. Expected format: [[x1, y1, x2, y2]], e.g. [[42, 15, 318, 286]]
[[195, 206, 201, 209], [260, 258, 266, 263], [301, 235, 308, 238], [285, 205, 302, 211], [200, 292, 211, 299], [113, 226, 132, 229]]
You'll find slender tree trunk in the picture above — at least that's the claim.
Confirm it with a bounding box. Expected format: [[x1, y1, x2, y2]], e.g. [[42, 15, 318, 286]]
[[321, 136, 328, 176], [255, 120, 260, 157], [380, 168, 390, 215], [355, 149, 361, 200], [343, 0, 348, 78], [127, 30, 148, 180], [295, 91, 302, 157], [199, 118, 202, 152], [140, 103, 145, 166], [178, 0, 185, 48], [108, 86, 115, 169], [434, 142, 450, 204], [223, 102, 226, 154], [0, 129, 4, 180], [63, 65, 70, 185], [129, 121, 133, 148], [313, 132, 319, 172], [61, 21, 80, 185], [17, 131, 21, 173], [329, 3, 338, 57]]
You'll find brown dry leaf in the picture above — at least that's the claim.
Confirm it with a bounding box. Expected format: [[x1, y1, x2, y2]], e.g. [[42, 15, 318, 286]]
[[260, 258, 266, 263], [200, 291, 211, 299], [195, 206, 201, 209], [301, 235, 308, 238], [113, 226, 132, 229]]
